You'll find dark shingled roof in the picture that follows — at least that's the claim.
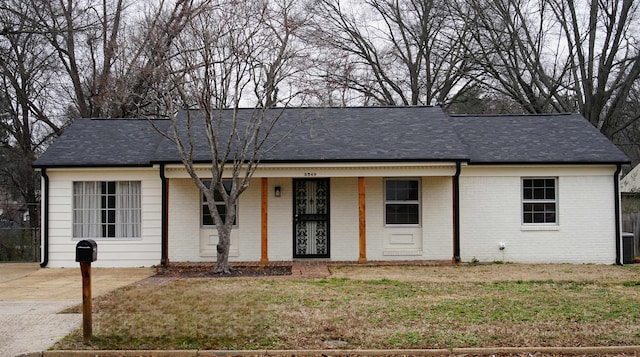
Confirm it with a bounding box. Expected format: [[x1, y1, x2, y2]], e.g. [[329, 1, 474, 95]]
[[33, 107, 629, 168], [34, 119, 171, 167], [152, 107, 468, 163], [449, 113, 629, 164]]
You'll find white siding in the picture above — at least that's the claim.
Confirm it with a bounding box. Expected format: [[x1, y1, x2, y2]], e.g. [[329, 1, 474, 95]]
[[44, 169, 162, 268], [459, 166, 618, 264], [167, 179, 200, 261]]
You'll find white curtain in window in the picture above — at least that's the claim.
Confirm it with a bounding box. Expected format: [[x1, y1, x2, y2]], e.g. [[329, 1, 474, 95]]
[[73, 182, 101, 238], [116, 181, 141, 237]]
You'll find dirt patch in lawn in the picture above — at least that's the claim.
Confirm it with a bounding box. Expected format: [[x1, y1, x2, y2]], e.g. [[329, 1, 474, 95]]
[[155, 264, 292, 278]]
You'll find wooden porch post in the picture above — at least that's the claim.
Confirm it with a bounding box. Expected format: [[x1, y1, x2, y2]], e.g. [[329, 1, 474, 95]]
[[260, 177, 269, 265], [358, 177, 367, 263]]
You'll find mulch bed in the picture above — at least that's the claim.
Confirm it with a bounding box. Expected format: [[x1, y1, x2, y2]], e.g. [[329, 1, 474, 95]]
[[155, 264, 292, 278]]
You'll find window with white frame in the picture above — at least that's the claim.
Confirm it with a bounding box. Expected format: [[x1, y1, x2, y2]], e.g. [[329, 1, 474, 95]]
[[384, 178, 420, 225], [522, 178, 557, 224], [202, 180, 237, 226], [73, 181, 141, 238]]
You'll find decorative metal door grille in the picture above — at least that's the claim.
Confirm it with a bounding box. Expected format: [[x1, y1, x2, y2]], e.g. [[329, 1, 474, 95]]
[[293, 179, 330, 258]]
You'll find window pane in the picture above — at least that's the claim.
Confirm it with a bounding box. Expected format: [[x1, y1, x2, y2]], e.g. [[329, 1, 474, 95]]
[[386, 180, 419, 201], [213, 189, 224, 202], [202, 180, 236, 226], [524, 179, 556, 199], [544, 203, 556, 216], [202, 205, 214, 225], [386, 204, 419, 224], [546, 212, 556, 223], [202, 203, 236, 225], [107, 195, 116, 209], [533, 188, 545, 199], [73, 181, 141, 238], [533, 212, 545, 223], [205, 180, 232, 202], [107, 224, 115, 237], [524, 212, 533, 223], [522, 178, 557, 224], [523, 202, 556, 224], [523, 187, 533, 200], [545, 187, 555, 199]]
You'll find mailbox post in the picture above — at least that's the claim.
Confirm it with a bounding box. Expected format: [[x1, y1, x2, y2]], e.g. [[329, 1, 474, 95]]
[[75, 239, 97, 341]]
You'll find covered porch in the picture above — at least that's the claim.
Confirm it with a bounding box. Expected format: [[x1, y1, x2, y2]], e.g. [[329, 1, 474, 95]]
[[160, 162, 462, 265]]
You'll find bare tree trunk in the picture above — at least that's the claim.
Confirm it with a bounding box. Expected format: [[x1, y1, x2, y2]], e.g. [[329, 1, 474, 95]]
[[214, 230, 231, 274]]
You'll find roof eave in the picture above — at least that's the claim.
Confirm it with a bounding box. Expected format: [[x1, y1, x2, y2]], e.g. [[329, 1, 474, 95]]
[[32, 163, 156, 169], [466, 160, 631, 166]]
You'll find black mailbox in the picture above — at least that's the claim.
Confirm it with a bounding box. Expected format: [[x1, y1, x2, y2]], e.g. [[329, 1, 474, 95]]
[[76, 239, 98, 263]]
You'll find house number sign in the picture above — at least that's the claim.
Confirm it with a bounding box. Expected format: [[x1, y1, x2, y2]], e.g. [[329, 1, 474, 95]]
[[304, 172, 317, 177]]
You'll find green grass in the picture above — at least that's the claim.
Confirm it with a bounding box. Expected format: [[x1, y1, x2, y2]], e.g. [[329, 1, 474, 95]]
[[55, 264, 640, 351]]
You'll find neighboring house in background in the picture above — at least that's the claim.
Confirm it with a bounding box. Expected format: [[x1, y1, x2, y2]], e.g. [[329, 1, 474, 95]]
[[33, 107, 630, 268], [0, 186, 28, 227], [620, 165, 640, 257]]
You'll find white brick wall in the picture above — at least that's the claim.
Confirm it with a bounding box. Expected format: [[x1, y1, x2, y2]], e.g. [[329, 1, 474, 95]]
[[422, 176, 453, 260], [459, 166, 618, 264], [267, 178, 293, 260], [329, 178, 360, 261], [167, 178, 262, 262], [365, 176, 453, 261]]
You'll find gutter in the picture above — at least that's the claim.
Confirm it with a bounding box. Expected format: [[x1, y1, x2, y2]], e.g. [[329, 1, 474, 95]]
[[464, 160, 630, 166], [40, 168, 49, 268], [453, 161, 461, 263], [614, 163, 622, 265], [160, 164, 168, 266]]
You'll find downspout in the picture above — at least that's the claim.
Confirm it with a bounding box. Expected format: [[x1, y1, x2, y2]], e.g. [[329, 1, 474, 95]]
[[160, 164, 168, 267], [614, 163, 622, 265], [453, 161, 461, 263], [39, 168, 49, 268]]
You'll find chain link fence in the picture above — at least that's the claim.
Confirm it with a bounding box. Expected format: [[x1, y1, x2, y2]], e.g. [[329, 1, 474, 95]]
[[0, 227, 40, 262]]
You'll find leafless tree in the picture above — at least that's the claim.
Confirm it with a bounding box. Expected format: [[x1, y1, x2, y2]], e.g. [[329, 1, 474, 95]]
[[0, 0, 201, 119], [457, 0, 640, 141], [114, 0, 207, 117], [250, 0, 313, 108], [455, 0, 574, 114], [0, 0, 207, 239], [612, 82, 640, 167], [550, 0, 640, 139], [308, 0, 473, 106], [0, 1, 64, 228], [151, 0, 304, 273]]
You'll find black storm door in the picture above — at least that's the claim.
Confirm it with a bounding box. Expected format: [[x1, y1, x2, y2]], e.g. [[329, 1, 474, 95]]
[[293, 178, 330, 258]]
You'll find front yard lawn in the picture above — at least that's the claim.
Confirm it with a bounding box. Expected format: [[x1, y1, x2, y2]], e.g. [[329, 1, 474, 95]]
[[55, 263, 640, 351]]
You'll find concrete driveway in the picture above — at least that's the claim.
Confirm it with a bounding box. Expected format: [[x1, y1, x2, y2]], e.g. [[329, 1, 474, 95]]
[[0, 263, 154, 357]]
